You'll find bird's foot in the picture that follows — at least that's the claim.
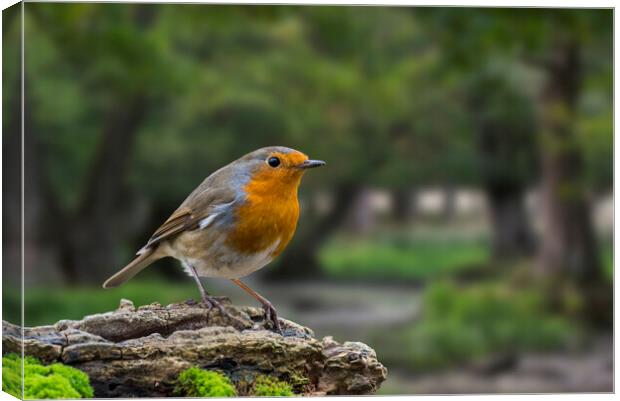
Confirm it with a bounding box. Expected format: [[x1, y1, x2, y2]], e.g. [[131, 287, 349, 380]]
[[262, 302, 282, 334], [199, 295, 235, 320]]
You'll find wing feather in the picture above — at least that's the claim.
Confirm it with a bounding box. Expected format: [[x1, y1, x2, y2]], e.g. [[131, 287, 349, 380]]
[[147, 206, 194, 246], [139, 186, 239, 252]]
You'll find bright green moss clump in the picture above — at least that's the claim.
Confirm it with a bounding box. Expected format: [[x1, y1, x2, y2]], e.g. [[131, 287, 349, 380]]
[[2, 353, 23, 398], [252, 375, 294, 397], [174, 368, 296, 397], [175, 367, 237, 397], [2, 353, 94, 399]]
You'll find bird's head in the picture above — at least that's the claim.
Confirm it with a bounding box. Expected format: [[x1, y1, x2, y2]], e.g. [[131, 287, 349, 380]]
[[240, 146, 325, 195]]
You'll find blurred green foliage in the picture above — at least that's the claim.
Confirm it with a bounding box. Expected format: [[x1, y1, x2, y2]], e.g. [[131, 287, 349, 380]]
[[320, 234, 489, 280], [400, 281, 577, 370], [175, 367, 237, 397], [16, 4, 611, 210], [2, 354, 94, 399], [5, 279, 198, 326]]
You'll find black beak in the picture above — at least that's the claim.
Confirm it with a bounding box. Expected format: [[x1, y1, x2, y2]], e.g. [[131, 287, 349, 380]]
[[298, 159, 326, 169]]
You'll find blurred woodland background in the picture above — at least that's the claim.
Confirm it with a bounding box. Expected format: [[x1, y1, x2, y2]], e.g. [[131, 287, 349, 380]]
[[2, 4, 613, 394]]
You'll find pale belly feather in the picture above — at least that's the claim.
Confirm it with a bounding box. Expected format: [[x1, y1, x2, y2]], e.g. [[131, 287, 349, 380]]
[[162, 227, 280, 279]]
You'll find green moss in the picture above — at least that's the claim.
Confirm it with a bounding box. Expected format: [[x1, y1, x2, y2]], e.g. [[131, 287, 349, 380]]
[[24, 375, 82, 399], [2, 353, 23, 398], [287, 373, 309, 393], [175, 367, 237, 397], [252, 375, 294, 397], [2, 353, 94, 399], [47, 364, 94, 398]]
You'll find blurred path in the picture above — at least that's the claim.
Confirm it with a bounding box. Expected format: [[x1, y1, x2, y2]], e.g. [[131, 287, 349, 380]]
[[380, 335, 613, 394]]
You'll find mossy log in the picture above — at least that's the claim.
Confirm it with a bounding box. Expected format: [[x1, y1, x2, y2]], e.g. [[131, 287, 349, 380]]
[[2, 299, 387, 397]]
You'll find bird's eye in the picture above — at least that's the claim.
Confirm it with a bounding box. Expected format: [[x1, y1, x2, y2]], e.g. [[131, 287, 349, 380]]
[[267, 156, 281, 168]]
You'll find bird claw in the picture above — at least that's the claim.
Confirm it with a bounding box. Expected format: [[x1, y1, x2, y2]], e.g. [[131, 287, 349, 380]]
[[200, 295, 235, 321], [262, 302, 282, 334]]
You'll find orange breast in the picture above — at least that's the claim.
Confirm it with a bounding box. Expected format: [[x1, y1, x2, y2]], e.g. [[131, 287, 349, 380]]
[[225, 169, 302, 257]]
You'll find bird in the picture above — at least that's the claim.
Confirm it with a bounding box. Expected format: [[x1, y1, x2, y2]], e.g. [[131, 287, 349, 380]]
[[102, 146, 325, 332]]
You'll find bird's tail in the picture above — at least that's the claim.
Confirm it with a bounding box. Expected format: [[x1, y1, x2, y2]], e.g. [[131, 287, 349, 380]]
[[102, 248, 162, 289]]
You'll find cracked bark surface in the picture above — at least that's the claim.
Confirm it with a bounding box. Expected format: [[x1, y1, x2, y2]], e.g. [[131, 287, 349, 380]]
[[2, 299, 387, 397]]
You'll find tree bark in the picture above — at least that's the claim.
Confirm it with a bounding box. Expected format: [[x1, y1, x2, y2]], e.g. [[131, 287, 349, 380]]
[[2, 299, 387, 397]]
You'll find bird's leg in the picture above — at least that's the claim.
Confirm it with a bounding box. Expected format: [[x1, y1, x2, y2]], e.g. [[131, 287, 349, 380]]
[[231, 279, 282, 333], [186, 263, 231, 318], [189, 267, 212, 306]]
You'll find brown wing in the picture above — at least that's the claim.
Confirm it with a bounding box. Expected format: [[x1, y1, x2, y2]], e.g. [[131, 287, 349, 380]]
[[146, 206, 194, 247], [140, 185, 238, 251]]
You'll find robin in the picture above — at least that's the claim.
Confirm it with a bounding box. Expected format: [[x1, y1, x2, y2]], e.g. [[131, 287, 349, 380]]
[[103, 146, 325, 332]]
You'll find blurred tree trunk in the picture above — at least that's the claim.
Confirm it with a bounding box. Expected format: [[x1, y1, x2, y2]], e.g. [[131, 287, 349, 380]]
[[4, 55, 66, 286], [34, 5, 158, 284], [391, 188, 417, 222], [22, 79, 61, 285], [346, 188, 375, 234], [537, 38, 608, 324], [59, 95, 148, 283], [265, 183, 362, 280], [486, 187, 534, 259], [466, 70, 537, 260], [14, 88, 149, 286], [3, 55, 23, 286], [441, 184, 456, 220], [477, 126, 535, 259], [538, 39, 599, 279]]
